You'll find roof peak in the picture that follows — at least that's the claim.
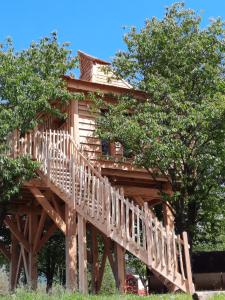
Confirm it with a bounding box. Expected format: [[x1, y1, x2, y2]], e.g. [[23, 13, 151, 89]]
[[77, 50, 110, 65]]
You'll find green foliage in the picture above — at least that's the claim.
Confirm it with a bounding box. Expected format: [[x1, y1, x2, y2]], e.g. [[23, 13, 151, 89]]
[[0, 156, 38, 203], [96, 3, 225, 247], [126, 253, 147, 292], [0, 32, 76, 137], [38, 231, 65, 290], [0, 288, 196, 300], [99, 260, 117, 295]]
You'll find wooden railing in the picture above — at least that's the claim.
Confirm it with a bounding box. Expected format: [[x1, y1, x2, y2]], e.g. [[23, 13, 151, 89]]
[[8, 129, 194, 294]]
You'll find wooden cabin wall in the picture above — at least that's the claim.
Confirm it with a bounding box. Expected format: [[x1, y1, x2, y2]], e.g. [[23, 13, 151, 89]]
[[78, 100, 101, 160], [77, 99, 123, 161]]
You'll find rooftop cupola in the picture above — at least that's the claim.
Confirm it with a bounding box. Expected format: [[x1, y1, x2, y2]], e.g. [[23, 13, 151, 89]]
[[78, 50, 132, 88]]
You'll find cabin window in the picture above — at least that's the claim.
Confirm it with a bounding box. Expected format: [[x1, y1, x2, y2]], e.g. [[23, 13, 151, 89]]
[[101, 139, 110, 156]]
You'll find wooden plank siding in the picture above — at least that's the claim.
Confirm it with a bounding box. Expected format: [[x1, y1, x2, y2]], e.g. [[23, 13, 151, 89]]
[[78, 100, 101, 160], [77, 99, 125, 161]]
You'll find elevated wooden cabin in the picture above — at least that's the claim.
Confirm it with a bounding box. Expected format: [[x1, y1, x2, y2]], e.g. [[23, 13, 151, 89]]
[[1, 51, 195, 295]]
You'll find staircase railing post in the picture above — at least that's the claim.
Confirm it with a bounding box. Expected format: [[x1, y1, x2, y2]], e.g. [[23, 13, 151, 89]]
[[71, 157, 76, 209], [182, 232, 195, 294], [144, 203, 152, 267], [46, 132, 51, 181], [33, 128, 37, 160], [104, 177, 111, 236]]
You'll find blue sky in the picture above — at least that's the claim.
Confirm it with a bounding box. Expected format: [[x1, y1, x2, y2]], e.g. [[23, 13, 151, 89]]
[[0, 0, 224, 64]]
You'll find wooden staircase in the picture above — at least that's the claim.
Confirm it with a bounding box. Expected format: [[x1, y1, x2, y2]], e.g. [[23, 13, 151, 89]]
[[13, 130, 195, 294]]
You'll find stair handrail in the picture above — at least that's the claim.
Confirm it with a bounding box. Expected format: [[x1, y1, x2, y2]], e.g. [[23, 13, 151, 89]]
[[8, 128, 194, 293]]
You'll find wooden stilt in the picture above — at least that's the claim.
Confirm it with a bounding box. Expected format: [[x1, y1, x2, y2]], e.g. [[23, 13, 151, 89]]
[[114, 243, 126, 293], [163, 203, 174, 229], [182, 232, 195, 294], [28, 212, 38, 290], [78, 214, 88, 294], [15, 215, 29, 285], [91, 226, 99, 293], [65, 205, 77, 292], [163, 183, 174, 229], [9, 234, 19, 291]]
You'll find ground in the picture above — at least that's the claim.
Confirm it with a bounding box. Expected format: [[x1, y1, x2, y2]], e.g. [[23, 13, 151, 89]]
[[0, 290, 225, 300]]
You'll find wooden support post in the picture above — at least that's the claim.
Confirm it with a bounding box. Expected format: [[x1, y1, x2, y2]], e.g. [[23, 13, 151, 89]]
[[78, 214, 88, 294], [163, 203, 174, 229], [28, 212, 38, 290], [9, 234, 19, 291], [65, 205, 77, 292], [182, 232, 195, 294], [114, 243, 126, 294], [70, 100, 79, 144], [91, 226, 99, 293], [162, 182, 174, 229]]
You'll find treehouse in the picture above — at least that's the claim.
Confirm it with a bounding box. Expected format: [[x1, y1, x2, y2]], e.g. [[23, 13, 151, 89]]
[[1, 51, 195, 294]]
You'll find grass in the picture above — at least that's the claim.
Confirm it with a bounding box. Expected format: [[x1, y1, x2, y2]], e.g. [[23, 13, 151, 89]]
[[0, 289, 225, 300]]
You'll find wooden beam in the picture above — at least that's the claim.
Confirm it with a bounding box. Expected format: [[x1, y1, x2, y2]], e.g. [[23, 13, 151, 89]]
[[123, 186, 161, 198], [9, 234, 19, 291], [133, 196, 144, 206], [182, 232, 195, 294], [70, 99, 80, 144], [28, 212, 38, 290], [98, 247, 107, 291], [4, 216, 30, 252], [51, 195, 64, 219], [103, 238, 116, 280], [163, 182, 175, 229], [78, 214, 88, 294], [91, 226, 99, 294], [65, 77, 146, 99], [65, 205, 77, 292], [29, 187, 66, 235], [114, 243, 126, 293], [0, 242, 11, 261], [15, 251, 22, 287], [23, 178, 48, 189], [33, 210, 47, 252], [15, 215, 29, 282], [16, 216, 29, 282]]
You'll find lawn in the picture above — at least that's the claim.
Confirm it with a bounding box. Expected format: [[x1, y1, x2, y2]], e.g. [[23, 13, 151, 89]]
[[0, 290, 225, 300]]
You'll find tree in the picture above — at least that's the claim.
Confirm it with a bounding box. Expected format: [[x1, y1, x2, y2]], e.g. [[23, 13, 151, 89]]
[[96, 2, 225, 247], [38, 231, 65, 292], [0, 34, 80, 282], [0, 33, 78, 210]]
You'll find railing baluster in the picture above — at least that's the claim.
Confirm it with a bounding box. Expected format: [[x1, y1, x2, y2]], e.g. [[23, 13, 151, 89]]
[[96, 178, 100, 220], [120, 196, 125, 238], [91, 176, 95, 217], [131, 201, 135, 242], [166, 227, 171, 274], [111, 189, 115, 227], [177, 234, 185, 280], [161, 224, 166, 268], [125, 200, 130, 241], [115, 190, 119, 228]]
